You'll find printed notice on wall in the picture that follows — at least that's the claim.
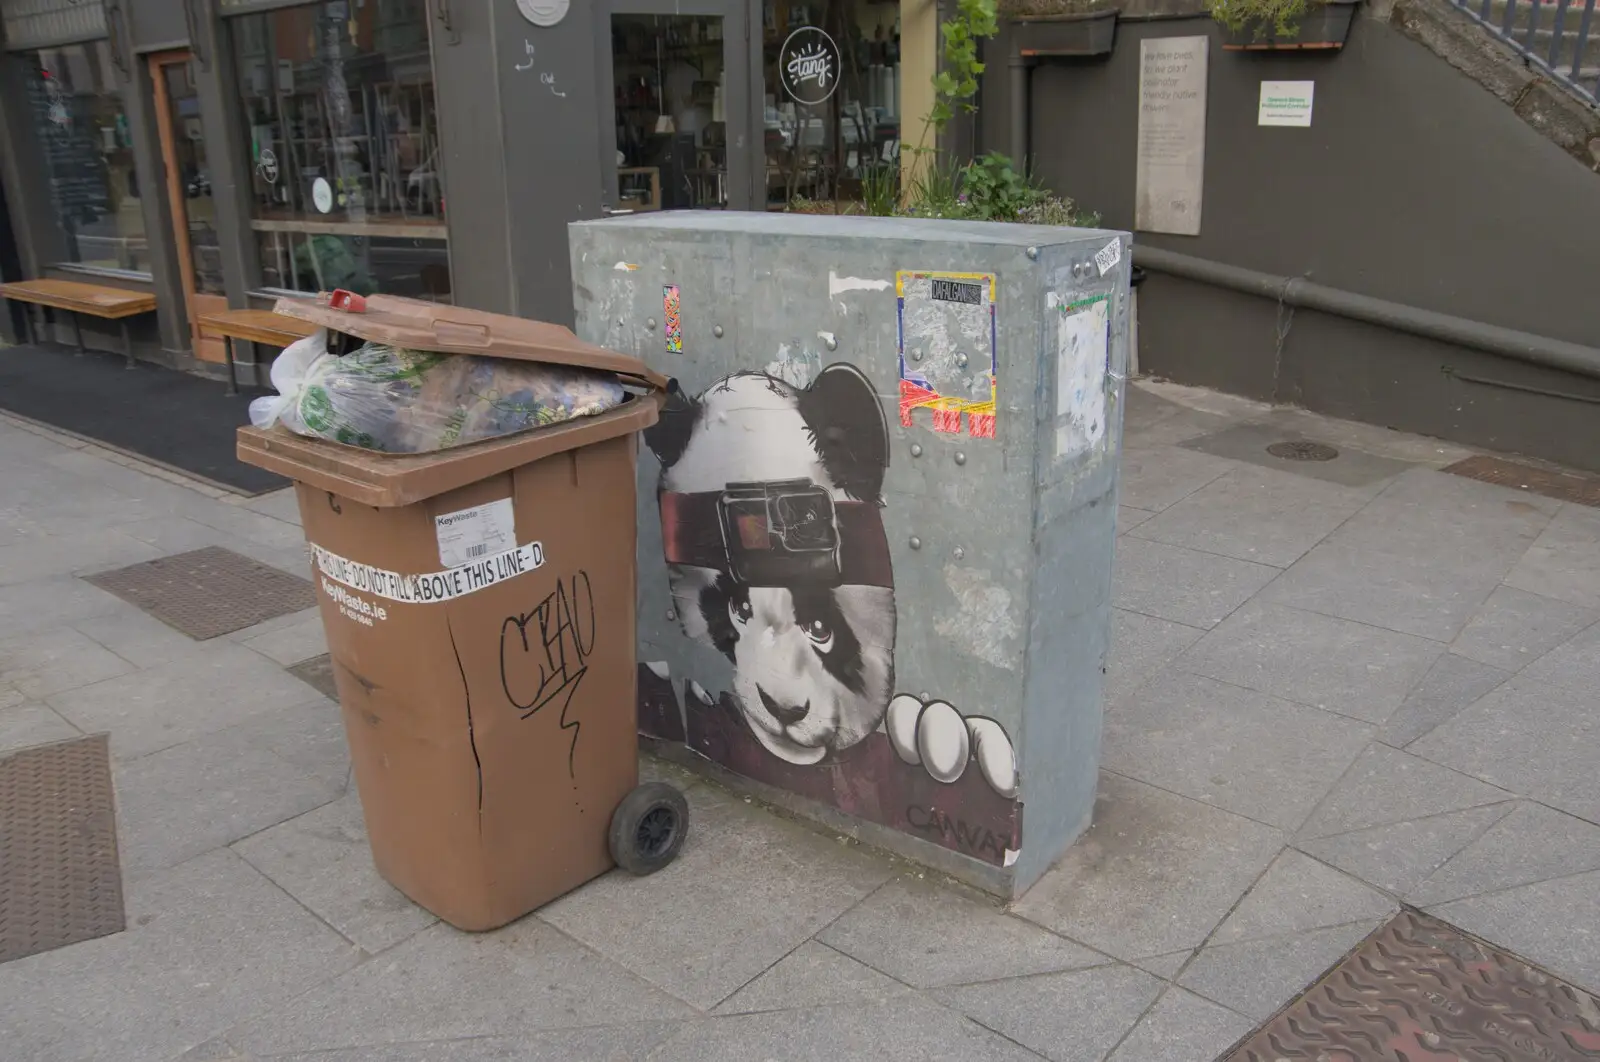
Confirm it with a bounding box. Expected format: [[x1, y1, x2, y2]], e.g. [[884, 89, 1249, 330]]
[[435, 498, 518, 568], [1051, 293, 1110, 460], [1258, 81, 1315, 127], [1135, 36, 1209, 237]]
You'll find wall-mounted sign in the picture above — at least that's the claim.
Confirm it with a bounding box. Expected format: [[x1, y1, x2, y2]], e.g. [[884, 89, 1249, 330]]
[[1258, 80, 1315, 127], [312, 176, 333, 213], [1135, 36, 1208, 237], [516, 0, 569, 28], [779, 27, 840, 106]]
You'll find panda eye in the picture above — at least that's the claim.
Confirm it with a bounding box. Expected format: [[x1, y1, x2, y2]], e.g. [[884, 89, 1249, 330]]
[[729, 596, 753, 624], [805, 619, 834, 652]]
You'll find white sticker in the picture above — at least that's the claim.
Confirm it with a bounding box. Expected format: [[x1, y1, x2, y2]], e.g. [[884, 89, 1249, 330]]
[[1052, 294, 1111, 460], [1094, 239, 1122, 277], [311, 177, 333, 213], [1258, 80, 1315, 127], [310, 540, 545, 605], [435, 498, 517, 568]]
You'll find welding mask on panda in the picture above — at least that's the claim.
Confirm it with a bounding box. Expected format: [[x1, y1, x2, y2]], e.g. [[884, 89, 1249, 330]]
[[658, 478, 893, 589]]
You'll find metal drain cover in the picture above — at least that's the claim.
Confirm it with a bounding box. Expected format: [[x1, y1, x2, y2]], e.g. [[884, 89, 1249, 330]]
[[1224, 910, 1600, 1062], [0, 734, 125, 964], [1266, 440, 1339, 462], [86, 546, 315, 640], [1444, 454, 1600, 508]]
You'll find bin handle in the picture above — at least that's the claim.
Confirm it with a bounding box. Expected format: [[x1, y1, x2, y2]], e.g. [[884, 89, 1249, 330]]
[[326, 289, 367, 312]]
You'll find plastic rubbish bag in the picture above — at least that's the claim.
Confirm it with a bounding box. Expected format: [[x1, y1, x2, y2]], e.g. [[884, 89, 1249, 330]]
[[248, 329, 628, 453]]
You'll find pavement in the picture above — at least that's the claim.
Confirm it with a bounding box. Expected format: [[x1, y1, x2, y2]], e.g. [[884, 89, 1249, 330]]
[[2, 379, 1598, 1062]]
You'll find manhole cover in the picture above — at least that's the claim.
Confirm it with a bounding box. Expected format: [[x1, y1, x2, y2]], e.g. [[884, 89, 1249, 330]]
[[1223, 910, 1600, 1062], [1266, 440, 1339, 462], [1444, 454, 1600, 508], [86, 546, 315, 640], [0, 734, 125, 964]]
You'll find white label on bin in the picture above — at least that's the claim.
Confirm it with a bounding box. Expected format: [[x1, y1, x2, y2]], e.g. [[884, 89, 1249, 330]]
[[310, 540, 545, 605], [435, 498, 518, 568]]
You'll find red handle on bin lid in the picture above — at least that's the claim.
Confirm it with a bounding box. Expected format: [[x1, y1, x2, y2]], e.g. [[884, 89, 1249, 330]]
[[326, 289, 367, 312]]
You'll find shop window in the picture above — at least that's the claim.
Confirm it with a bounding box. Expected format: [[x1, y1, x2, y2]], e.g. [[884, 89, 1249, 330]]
[[762, 0, 900, 210], [21, 42, 148, 272], [610, 15, 730, 211], [229, 0, 451, 300]]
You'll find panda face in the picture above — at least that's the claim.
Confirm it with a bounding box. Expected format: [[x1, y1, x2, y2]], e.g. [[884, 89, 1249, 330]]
[[646, 366, 896, 765]]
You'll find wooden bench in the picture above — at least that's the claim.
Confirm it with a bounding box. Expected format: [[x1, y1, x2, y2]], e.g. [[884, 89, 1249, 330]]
[[196, 308, 318, 395], [0, 278, 157, 367]]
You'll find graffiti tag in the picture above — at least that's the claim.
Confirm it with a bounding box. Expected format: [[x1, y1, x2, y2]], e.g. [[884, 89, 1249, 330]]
[[500, 571, 595, 774], [906, 805, 1007, 862]]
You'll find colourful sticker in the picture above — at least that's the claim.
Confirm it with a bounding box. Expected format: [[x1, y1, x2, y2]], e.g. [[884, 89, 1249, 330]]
[[663, 285, 682, 353], [896, 271, 998, 439]]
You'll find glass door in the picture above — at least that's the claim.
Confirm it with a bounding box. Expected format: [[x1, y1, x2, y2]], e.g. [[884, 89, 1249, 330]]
[[600, 0, 755, 214], [149, 51, 228, 362]]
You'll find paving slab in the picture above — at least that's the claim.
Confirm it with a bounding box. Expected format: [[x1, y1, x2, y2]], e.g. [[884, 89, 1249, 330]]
[[819, 875, 1108, 989], [1013, 773, 1284, 960], [1116, 446, 1236, 513], [0, 700, 81, 753], [1129, 951, 1194, 979], [1180, 920, 1380, 1022], [1504, 502, 1600, 610], [0, 524, 161, 587], [1103, 609, 1205, 708], [712, 940, 912, 1014], [229, 920, 694, 1057], [232, 792, 437, 955], [1449, 585, 1596, 672], [242, 488, 303, 526], [1429, 871, 1600, 993], [931, 963, 1164, 1062], [113, 703, 348, 880], [1177, 601, 1441, 724], [1297, 803, 1512, 895], [239, 610, 328, 666], [1296, 743, 1512, 839], [0, 574, 124, 642], [538, 785, 893, 1009], [1113, 537, 1281, 630], [71, 606, 209, 668], [1410, 801, 1600, 906], [1103, 671, 1372, 830], [229, 1024, 681, 1062], [0, 625, 135, 700], [1126, 464, 1370, 568], [1375, 652, 1509, 748], [1106, 986, 1256, 1062], [46, 640, 324, 760], [648, 996, 1045, 1062], [1209, 851, 1396, 946], [1408, 677, 1600, 823], [1517, 619, 1600, 693], [0, 848, 360, 1062]]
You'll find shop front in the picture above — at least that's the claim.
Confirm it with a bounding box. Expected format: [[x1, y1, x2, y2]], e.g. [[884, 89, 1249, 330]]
[[0, 0, 924, 366]]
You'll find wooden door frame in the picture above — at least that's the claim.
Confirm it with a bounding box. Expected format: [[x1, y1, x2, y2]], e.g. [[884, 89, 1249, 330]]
[[148, 50, 227, 362]]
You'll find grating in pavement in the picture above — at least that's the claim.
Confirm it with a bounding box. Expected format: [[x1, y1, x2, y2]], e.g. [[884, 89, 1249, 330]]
[[86, 546, 316, 640], [1444, 454, 1600, 508], [288, 653, 339, 702], [1223, 910, 1600, 1062], [0, 734, 125, 964], [1266, 440, 1339, 462]]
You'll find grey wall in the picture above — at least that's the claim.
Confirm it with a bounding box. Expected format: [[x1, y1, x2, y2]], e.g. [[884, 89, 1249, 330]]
[[129, 0, 189, 50]]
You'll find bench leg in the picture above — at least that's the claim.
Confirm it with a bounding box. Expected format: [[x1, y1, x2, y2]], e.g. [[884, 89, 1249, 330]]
[[71, 312, 85, 355], [121, 321, 135, 369], [224, 336, 239, 396]]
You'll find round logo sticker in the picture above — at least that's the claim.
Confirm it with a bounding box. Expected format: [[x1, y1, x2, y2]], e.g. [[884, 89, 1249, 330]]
[[516, 0, 570, 27], [779, 27, 840, 107], [311, 177, 333, 214], [256, 147, 279, 185]]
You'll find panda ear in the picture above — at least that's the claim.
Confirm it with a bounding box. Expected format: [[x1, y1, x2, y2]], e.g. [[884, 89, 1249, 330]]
[[643, 383, 702, 470], [798, 363, 890, 502]]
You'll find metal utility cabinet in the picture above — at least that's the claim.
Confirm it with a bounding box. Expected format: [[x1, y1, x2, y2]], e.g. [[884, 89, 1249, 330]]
[[570, 213, 1131, 896]]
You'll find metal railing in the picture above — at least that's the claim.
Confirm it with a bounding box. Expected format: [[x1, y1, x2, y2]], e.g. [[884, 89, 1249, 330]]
[[1450, 0, 1600, 105]]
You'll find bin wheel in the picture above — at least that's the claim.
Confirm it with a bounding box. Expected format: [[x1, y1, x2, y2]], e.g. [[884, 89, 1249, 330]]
[[609, 782, 689, 876]]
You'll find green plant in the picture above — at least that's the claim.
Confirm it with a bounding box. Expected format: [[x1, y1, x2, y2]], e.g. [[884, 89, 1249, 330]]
[[928, 0, 1000, 135], [859, 165, 900, 217], [960, 152, 1040, 221], [1206, 0, 1312, 38]]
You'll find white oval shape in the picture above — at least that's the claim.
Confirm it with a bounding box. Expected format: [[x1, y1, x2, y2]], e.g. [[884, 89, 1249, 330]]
[[917, 701, 970, 783], [885, 694, 924, 765], [966, 717, 1018, 798]]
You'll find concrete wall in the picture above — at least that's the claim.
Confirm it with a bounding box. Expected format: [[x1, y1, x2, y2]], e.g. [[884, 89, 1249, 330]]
[[982, 11, 1600, 468]]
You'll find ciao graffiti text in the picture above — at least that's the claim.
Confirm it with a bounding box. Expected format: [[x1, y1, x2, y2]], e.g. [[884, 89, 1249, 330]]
[[500, 571, 596, 774]]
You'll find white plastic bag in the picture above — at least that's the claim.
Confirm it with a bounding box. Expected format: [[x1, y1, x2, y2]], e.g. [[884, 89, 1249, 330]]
[[248, 330, 627, 453]]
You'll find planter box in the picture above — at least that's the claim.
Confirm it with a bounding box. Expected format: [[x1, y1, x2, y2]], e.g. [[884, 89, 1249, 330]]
[[1220, 0, 1358, 50], [1011, 9, 1119, 57]]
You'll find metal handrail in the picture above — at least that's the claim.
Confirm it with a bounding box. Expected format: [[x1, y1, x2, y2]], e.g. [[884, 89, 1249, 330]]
[[1453, 0, 1599, 104]]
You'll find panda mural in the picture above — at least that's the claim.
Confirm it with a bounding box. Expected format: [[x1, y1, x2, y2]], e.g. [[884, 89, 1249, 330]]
[[637, 364, 1023, 867]]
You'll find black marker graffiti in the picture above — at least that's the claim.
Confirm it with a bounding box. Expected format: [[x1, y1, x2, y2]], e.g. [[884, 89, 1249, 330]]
[[906, 805, 1007, 862], [500, 571, 596, 775]]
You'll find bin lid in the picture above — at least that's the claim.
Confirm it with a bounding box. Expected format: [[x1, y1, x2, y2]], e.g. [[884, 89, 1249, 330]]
[[272, 290, 670, 392], [238, 392, 663, 508]]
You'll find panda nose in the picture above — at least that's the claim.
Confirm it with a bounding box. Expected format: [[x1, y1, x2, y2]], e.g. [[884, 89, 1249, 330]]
[[759, 689, 811, 727]]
